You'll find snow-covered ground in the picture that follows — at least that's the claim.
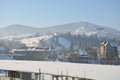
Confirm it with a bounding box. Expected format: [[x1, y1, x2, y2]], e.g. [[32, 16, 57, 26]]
[[0, 60, 120, 80], [20, 35, 53, 46], [20, 35, 71, 50]]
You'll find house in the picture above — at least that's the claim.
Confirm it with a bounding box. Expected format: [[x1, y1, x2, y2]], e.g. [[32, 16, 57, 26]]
[[98, 42, 118, 60], [118, 46, 120, 58]]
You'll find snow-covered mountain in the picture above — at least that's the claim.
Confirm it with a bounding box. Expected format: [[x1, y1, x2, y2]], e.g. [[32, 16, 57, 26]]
[[0, 22, 120, 38]]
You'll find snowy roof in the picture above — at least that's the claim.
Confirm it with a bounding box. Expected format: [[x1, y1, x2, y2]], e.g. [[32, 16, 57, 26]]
[[101, 42, 107, 46], [0, 60, 120, 80], [101, 42, 117, 47], [109, 42, 117, 47], [79, 49, 88, 56], [104, 42, 108, 46]]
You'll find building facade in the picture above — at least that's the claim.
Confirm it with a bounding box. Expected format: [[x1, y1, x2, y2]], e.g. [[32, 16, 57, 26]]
[[98, 42, 118, 60]]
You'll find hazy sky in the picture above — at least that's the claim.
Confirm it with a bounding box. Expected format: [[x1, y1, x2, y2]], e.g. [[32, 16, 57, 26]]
[[0, 0, 120, 30]]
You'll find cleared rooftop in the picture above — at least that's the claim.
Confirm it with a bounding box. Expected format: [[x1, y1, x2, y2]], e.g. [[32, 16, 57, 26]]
[[0, 60, 120, 80]]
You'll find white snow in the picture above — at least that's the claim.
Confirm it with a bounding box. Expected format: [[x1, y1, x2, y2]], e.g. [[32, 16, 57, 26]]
[[0, 60, 120, 80], [20, 35, 53, 46], [75, 26, 85, 34], [20, 35, 72, 51], [73, 26, 97, 36]]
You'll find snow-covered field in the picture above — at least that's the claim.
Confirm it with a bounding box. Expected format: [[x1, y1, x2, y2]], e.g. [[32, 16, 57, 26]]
[[0, 60, 120, 80]]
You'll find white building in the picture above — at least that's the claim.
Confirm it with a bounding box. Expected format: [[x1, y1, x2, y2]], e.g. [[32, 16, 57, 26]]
[[79, 49, 89, 57]]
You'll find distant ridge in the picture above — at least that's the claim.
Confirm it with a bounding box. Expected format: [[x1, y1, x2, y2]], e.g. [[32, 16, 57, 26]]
[[0, 22, 120, 38], [0, 24, 40, 36]]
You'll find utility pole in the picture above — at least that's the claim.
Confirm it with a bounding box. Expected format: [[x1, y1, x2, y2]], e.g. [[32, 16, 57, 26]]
[[96, 28, 104, 43], [96, 28, 104, 64]]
